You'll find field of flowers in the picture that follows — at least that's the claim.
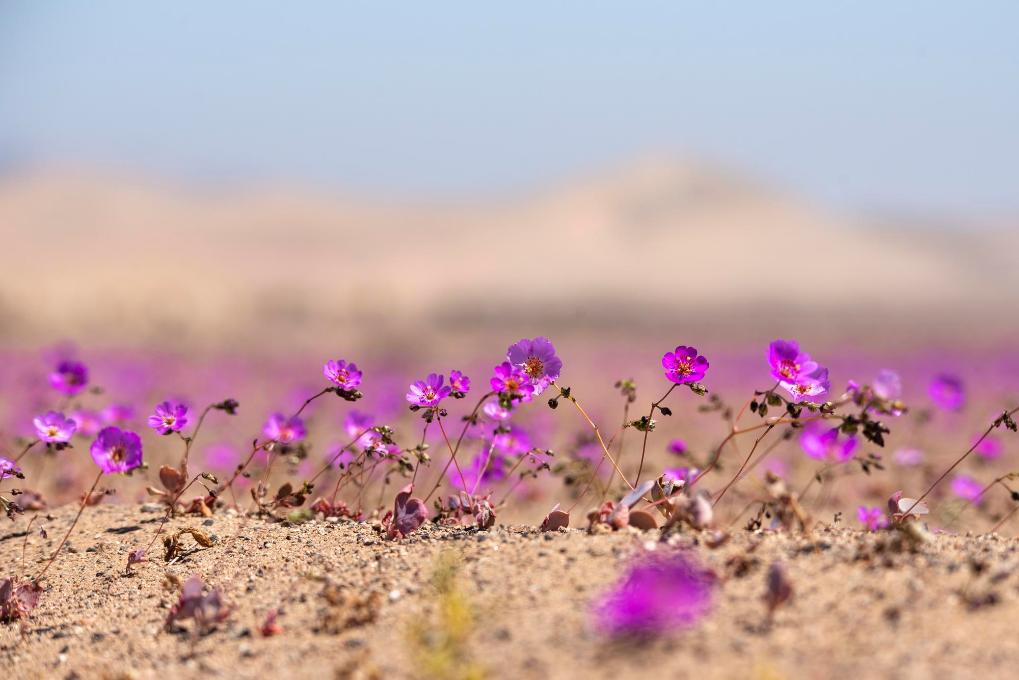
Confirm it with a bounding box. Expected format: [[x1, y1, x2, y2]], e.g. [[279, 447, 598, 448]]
[[2, 335, 1018, 678]]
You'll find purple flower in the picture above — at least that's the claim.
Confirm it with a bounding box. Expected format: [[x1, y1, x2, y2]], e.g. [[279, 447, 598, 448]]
[[49, 360, 89, 396], [490, 362, 535, 402], [857, 506, 889, 531], [70, 409, 103, 437], [344, 411, 382, 450], [799, 422, 857, 462], [101, 403, 134, 425], [873, 369, 902, 401], [951, 474, 983, 503], [450, 450, 507, 491], [323, 359, 362, 391], [148, 401, 189, 435], [592, 552, 714, 637], [449, 369, 471, 397], [661, 346, 709, 384], [667, 439, 687, 456], [780, 366, 830, 403], [262, 413, 306, 443], [893, 447, 923, 466], [975, 434, 1003, 460], [406, 373, 451, 408], [929, 374, 965, 411], [664, 467, 699, 485], [492, 425, 532, 456], [0, 457, 21, 480], [33, 411, 77, 443], [482, 399, 513, 421], [506, 337, 562, 395], [767, 340, 818, 384], [89, 427, 143, 474]]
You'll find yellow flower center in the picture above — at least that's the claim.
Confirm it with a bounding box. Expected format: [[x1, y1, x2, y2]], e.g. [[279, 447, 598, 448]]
[[524, 356, 544, 379]]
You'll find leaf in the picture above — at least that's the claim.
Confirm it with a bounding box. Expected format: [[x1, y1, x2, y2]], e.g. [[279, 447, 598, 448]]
[[540, 504, 570, 532], [627, 509, 658, 530], [619, 479, 656, 509], [159, 465, 186, 494]]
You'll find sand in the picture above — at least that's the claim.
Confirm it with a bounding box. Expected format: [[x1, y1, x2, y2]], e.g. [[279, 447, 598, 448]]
[[3, 502, 1019, 680]]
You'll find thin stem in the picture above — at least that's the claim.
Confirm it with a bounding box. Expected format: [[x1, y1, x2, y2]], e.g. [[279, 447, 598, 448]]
[[552, 383, 634, 491], [34, 470, 103, 582], [469, 436, 498, 497], [435, 417, 470, 495], [712, 422, 779, 506], [903, 406, 1019, 516], [990, 505, 1019, 534], [423, 392, 493, 503], [635, 384, 677, 484], [14, 439, 39, 463], [307, 426, 376, 487], [179, 404, 216, 476], [142, 473, 207, 556]]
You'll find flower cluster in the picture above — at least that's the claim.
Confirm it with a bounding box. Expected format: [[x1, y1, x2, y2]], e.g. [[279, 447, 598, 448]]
[[768, 339, 830, 402]]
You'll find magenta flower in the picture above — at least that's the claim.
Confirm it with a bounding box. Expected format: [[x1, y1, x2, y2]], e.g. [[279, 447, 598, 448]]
[[857, 506, 889, 531], [664, 467, 699, 485], [90, 427, 143, 474], [873, 369, 902, 401], [667, 439, 687, 456], [148, 401, 189, 435], [323, 359, 362, 391], [661, 346, 709, 384], [490, 362, 535, 402], [492, 424, 532, 456], [799, 422, 857, 462], [951, 474, 983, 503], [406, 373, 451, 408], [101, 403, 134, 425], [592, 552, 714, 637], [70, 409, 103, 438], [33, 411, 77, 443], [49, 360, 89, 396], [0, 457, 21, 480], [767, 340, 818, 384], [975, 434, 1003, 460], [344, 411, 382, 450], [929, 374, 965, 411], [780, 366, 830, 403], [506, 337, 562, 395], [449, 370, 471, 397], [893, 447, 923, 466], [262, 413, 306, 443], [482, 399, 513, 421]]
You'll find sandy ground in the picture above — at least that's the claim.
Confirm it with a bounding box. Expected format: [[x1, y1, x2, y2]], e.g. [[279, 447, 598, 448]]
[[3, 503, 1019, 680]]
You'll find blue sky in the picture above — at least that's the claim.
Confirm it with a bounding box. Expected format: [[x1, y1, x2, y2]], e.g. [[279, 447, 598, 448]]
[[1, 2, 1017, 214]]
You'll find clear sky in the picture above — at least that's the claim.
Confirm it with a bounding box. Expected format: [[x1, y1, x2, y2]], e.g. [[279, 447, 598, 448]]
[[1, 2, 1017, 215]]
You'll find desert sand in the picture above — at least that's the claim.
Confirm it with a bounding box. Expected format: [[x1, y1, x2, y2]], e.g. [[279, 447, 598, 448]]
[[3, 502, 1019, 680]]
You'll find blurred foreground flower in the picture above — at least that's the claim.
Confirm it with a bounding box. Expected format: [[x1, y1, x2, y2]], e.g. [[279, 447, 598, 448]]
[[90, 427, 143, 474], [930, 374, 965, 411], [49, 360, 88, 396], [800, 422, 857, 462], [592, 552, 714, 637]]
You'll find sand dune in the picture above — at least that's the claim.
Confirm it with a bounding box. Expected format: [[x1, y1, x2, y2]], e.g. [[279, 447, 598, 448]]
[[2, 159, 1016, 347]]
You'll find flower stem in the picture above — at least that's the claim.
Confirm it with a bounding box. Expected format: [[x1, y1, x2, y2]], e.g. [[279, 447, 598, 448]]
[[423, 392, 493, 503], [553, 383, 634, 491], [902, 406, 1019, 516], [634, 384, 677, 484], [34, 470, 103, 583]]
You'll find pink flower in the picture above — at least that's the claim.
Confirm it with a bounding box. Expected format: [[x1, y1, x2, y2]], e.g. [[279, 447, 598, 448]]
[[799, 422, 857, 462], [323, 359, 362, 391], [767, 340, 818, 384], [893, 447, 923, 466], [148, 401, 189, 435], [667, 439, 687, 456], [449, 370, 471, 397], [70, 409, 103, 437], [929, 374, 965, 411], [592, 552, 714, 637], [974, 434, 1003, 460], [951, 474, 983, 503], [506, 337, 562, 395], [101, 403, 134, 425], [262, 413, 306, 443], [490, 362, 534, 403], [406, 373, 451, 408], [873, 369, 902, 400], [857, 506, 889, 531], [780, 366, 830, 403], [661, 346, 709, 384], [0, 457, 21, 480], [33, 411, 77, 443], [49, 360, 89, 396], [90, 427, 143, 474]]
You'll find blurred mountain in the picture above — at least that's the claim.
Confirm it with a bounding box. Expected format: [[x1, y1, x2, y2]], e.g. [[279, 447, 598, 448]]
[[2, 159, 1017, 349]]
